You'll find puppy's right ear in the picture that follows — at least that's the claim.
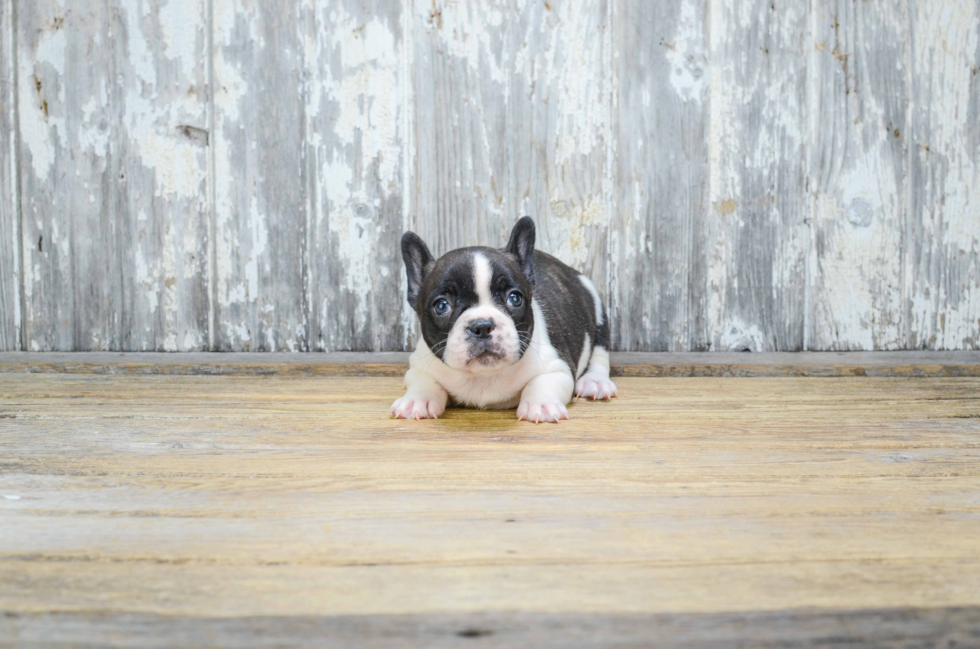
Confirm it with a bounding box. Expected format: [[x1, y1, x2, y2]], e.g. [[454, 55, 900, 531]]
[[401, 232, 434, 308], [505, 216, 536, 286]]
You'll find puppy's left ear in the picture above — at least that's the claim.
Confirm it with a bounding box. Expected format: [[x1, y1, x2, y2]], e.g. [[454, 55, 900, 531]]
[[401, 232, 434, 309], [505, 216, 536, 286]]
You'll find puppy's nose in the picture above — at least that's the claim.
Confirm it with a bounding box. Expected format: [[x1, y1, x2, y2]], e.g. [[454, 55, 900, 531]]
[[467, 319, 495, 340]]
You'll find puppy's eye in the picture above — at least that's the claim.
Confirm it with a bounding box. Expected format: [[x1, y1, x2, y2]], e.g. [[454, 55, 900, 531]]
[[433, 299, 451, 316], [507, 291, 524, 308]]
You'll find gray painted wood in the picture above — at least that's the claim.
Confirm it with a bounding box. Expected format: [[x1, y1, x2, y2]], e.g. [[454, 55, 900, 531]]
[[411, 0, 517, 254], [3, 607, 980, 648], [111, 0, 211, 351], [15, 1, 210, 352], [509, 0, 611, 303], [808, 1, 909, 351], [211, 0, 308, 351], [3, 350, 979, 378], [307, 0, 407, 352], [706, 0, 809, 352], [411, 0, 610, 347], [0, 0, 19, 351], [1, 0, 978, 352], [17, 1, 115, 351], [906, 0, 980, 350], [610, 0, 709, 351]]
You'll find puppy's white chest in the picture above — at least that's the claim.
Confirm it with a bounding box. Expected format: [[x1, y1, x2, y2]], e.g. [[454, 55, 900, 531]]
[[410, 300, 569, 410], [444, 367, 532, 409]]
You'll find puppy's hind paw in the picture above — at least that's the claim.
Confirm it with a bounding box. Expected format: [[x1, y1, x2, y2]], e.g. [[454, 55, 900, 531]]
[[391, 395, 445, 420], [575, 373, 618, 400]]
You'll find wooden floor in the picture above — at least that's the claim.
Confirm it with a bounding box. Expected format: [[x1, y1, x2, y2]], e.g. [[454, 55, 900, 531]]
[[2, 371, 980, 646]]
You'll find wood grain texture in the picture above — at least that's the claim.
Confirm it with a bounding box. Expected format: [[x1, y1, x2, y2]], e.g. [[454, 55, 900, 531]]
[[707, 0, 808, 351], [4, 608, 980, 647], [17, 1, 114, 351], [611, 0, 708, 351], [2, 0, 978, 353], [111, 0, 211, 351], [211, 0, 308, 351], [411, 0, 609, 288], [307, 0, 407, 352], [0, 0, 19, 351], [1, 374, 979, 644], [15, 1, 210, 352], [411, 0, 514, 254], [906, 0, 980, 351], [808, 0, 909, 351], [509, 0, 611, 295]]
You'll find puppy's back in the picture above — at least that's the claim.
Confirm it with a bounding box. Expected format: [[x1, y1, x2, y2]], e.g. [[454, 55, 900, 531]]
[[530, 251, 607, 379]]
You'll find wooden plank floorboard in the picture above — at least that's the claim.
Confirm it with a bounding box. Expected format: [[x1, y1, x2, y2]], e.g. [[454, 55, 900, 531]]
[[4, 608, 980, 648], [1, 374, 979, 645]]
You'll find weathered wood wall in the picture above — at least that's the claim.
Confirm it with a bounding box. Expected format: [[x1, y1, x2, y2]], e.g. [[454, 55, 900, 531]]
[[0, 0, 977, 352]]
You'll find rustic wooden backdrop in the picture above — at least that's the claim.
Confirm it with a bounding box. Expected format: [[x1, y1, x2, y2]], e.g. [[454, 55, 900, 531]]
[[0, 0, 978, 352]]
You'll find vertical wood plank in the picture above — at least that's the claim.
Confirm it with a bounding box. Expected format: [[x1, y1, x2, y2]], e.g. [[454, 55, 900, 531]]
[[906, 1, 980, 350], [706, 0, 809, 351], [510, 0, 611, 297], [610, 0, 709, 351], [0, 0, 19, 350], [17, 1, 114, 351], [307, 0, 406, 351], [112, 0, 211, 351], [412, 0, 610, 323], [807, 1, 909, 350], [16, 0, 210, 352], [412, 0, 514, 255], [212, 0, 308, 351]]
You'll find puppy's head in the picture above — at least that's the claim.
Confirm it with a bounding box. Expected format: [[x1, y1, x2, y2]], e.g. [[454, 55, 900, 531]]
[[401, 217, 536, 374]]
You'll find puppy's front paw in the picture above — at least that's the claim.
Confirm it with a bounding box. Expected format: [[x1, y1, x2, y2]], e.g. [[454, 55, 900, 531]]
[[575, 373, 618, 400], [517, 398, 569, 424], [391, 394, 446, 420]]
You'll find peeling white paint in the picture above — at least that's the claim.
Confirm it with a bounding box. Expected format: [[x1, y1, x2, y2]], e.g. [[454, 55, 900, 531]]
[[18, 28, 68, 180], [320, 7, 401, 305], [665, 0, 706, 103], [77, 94, 108, 158], [158, 0, 199, 77], [718, 317, 766, 352], [135, 234, 159, 316], [706, 0, 808, 351], [432, 0, 507, 88], [548, 1, 607, 165], [7, 0, 978, 353], [245, 195, 268, 303], [908, 0, 980, 349], [548, 194, 605, 272]]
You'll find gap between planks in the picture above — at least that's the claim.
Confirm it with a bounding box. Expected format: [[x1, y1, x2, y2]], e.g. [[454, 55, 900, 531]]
[[0, 351, 978, 377]]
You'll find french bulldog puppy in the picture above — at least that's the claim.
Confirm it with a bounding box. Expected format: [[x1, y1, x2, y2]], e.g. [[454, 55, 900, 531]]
[[392, 217, 617, 423]]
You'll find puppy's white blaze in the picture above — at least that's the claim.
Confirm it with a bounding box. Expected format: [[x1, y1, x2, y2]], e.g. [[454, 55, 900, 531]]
[[472, 252, 494, 307], [578, 275, 604, 327], [575, 332, 591, 379], [442, 251, 520, 373]]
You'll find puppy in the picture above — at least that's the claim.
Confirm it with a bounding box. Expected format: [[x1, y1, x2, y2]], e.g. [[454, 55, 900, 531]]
[[391, 217, 617, 423]]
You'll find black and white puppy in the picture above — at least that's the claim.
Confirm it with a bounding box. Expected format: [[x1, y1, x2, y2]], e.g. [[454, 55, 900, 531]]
[[392, 217, 617, 424]]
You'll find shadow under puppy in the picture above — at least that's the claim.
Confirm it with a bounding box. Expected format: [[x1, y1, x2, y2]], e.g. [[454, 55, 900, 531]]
[[392, 217, 617, 424]]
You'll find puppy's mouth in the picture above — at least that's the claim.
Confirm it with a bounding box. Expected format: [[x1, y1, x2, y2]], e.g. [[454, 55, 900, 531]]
[[465, 342, 508, 367], [470, 350, 505, 366]]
